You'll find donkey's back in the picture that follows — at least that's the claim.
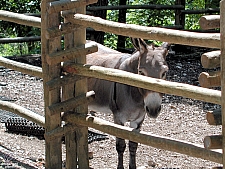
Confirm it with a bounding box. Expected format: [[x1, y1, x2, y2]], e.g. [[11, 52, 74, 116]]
[[87, 44, 131, 114]]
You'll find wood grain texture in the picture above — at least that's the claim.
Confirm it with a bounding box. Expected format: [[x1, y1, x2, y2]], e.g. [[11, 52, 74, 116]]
[[63, 13, 220, 48], [41, 0, 62, 168], [63, 113, 223, 164], [199, 15, 220, 30], [63, 63, 221, 105]]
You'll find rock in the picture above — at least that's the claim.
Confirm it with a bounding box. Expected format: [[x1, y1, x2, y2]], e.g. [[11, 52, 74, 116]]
[[89, 151, 93, 159], [148, 160, 157, 167], [0, 82, 7, 86]]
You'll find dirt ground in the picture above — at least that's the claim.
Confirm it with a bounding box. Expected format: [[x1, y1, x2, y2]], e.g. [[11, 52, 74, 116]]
[[0, 46, 223, 168]]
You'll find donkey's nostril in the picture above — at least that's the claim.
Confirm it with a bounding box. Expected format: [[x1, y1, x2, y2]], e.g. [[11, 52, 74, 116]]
[[145, 106, 150, 113], [157, 106, 161, 112]]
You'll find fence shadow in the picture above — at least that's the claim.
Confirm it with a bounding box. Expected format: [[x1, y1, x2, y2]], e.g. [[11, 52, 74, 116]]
[[0, 145, 39, 169]]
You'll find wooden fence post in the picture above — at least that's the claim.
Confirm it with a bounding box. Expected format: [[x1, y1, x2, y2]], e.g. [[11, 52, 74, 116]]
[[41, 0, 62, 168], [62, 6, 78, 169], [220, 0, 225, 166], [73, 6, 89, 168], [62, 4, 89, 169]]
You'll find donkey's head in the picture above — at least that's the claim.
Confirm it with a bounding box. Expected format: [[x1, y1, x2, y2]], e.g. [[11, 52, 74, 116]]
[[131, 38, 169, 118]]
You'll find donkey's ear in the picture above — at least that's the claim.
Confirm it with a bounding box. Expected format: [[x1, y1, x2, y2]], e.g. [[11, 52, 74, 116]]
[[161, 42, 170, 59], [131, 38, 148, 54], [131, 37, 139, 49], [161, 42, 171, 50]]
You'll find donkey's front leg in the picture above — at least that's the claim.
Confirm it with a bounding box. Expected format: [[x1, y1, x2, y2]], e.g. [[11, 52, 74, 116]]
[[129, 140, 138, 169], [116, 137, 126, 169]]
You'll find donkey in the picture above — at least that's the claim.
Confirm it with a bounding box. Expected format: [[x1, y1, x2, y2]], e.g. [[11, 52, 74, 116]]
[[87, 38, 169, 169]]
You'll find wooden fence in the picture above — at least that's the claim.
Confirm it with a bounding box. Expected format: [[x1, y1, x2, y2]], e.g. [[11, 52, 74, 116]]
[[0, 0, 224, 168], [87, 0, 220, 29], [0, 0, 220, 52], [87, 0, 220, 50]]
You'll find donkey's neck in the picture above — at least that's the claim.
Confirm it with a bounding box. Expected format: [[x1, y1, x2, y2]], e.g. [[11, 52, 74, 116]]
[[118, 51, 144, 104], [120, 52, 140, 74]]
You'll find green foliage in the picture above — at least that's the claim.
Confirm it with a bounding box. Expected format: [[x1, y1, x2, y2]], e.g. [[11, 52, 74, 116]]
[[0, 0, 41, 56], [105, 0, 176, 48], [185, 0, 205, 29], [104, 0, 219, 49], [0, 0, 40, 37], [127, 0, 175, 27], [0, 43, 27, 56]]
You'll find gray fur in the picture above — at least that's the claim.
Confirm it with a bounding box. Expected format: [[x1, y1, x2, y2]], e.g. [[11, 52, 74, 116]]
[[87, 38, 169, 169]]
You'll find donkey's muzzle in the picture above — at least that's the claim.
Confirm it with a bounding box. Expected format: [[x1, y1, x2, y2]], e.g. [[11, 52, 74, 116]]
[[145, 105, 161, 118], [144, 92, 162, 118]]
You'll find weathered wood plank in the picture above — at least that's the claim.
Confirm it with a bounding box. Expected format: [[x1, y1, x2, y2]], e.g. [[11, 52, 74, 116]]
[[0, 100, 45, 127], [62, 113, 223, 164], [47, 0, 98, 14], [46, 22, 82, 39], [45, 124, 77, 141], [63, 63, 221, 105], [206, 109, 222, 125], [199, 15, 220, 30], [48, 91, 95, 116], [220, 0, 225, 166], [198, 71, 221, 88], [0, 56, 42, 78], [47, 41, 98, 65], [72, 5, 89, 169], [201, 50, 220, 69], [204, 135, 222, 149], [62, 7, 78, 169], [62, 13, 220, 48], [0, 10, 41, 28], [46, 75, 85, 91], [41, 0, 62, 168]]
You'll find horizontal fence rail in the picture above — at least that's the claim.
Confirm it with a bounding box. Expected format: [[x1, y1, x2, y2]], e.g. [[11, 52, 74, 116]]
[[181, 8, 219, 14], [0, 100, 45, 127], [86, 5, 219, 14], [0, 55, 220, 105], [0, 36, 41, 44], [63, 113, 223, 164], [63, 13, 220, 48], [87, 4, 184, 11], [0, 56, 42, 78], [63, 63, 221, 105], [0, 10, 41, 28], [0, 10, 220, 48]]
